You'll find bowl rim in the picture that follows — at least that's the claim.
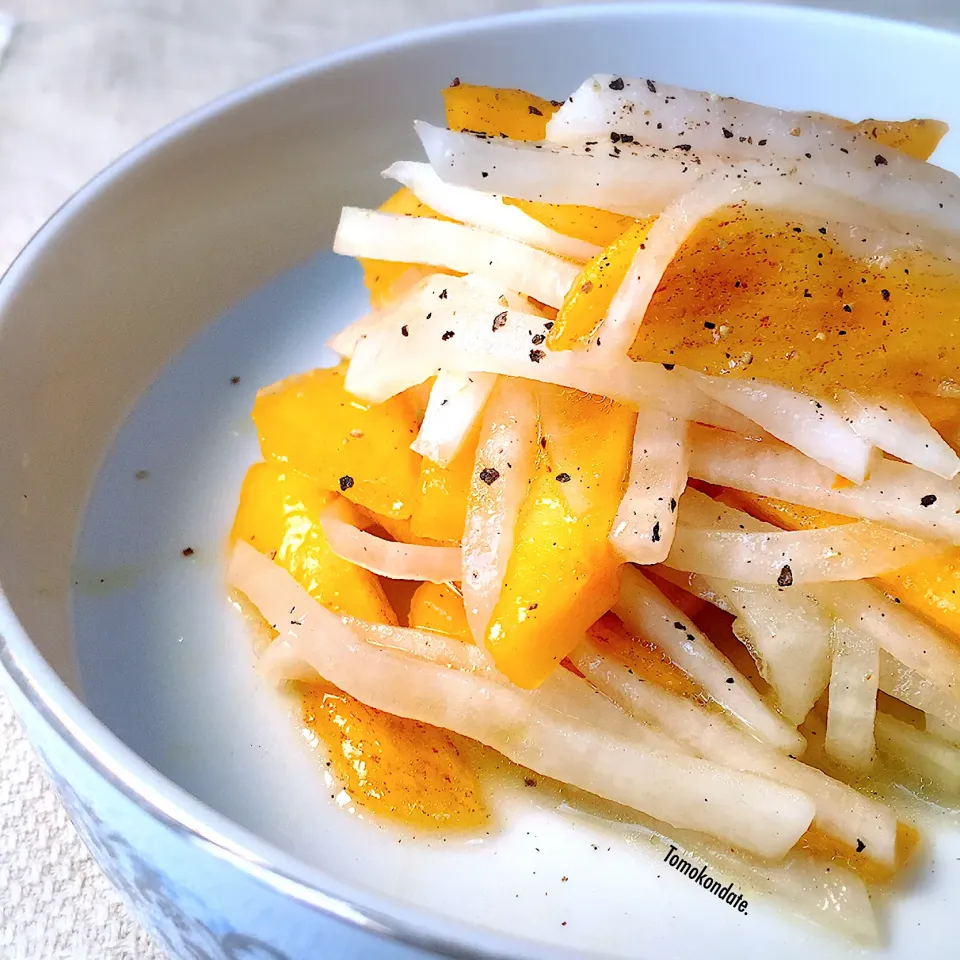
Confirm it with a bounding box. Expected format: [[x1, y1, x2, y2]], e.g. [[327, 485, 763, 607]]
[[2, 3, 960, 958]]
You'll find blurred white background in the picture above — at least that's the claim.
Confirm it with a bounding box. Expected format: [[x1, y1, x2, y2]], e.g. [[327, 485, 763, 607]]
[[0, 1, 958, 957]]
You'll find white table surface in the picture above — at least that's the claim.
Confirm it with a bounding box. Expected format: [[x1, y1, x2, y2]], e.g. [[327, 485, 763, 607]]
[[1, 1, 959, 957]]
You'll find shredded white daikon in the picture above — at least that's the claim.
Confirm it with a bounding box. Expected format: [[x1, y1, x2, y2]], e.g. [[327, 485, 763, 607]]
[[816, 580, 960, 697], [689, 374, 876, 483], [572, 639, 896, 864], [547, 75, 960, 245], [926, 715, 960, 747], [688, 423, 960, 543], [610, 409, 689, 563], [461, 378, 539, 643], [655, 496, 833, 722], [410, 371, 497, 466], [825, 619, 879, 772], [876, 712, 960, 796], [344, 275, 753, 431], [667, 514, 937, 584], [383, 160, 599, 261], [232, 541, 815, 857], [615, 566, 805, 754], [879, 651, 960, 729], [334, 207, 579, 308], [416, 120, 703, 216], [840, 392, 960, 480], [319, 501, 462, 582]]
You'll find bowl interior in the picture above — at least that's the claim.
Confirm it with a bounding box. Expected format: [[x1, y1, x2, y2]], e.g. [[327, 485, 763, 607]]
[[4, 4, 960, 958]]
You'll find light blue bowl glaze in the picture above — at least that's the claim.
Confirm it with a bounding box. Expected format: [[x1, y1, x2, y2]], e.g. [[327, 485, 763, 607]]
[[3, 5, 960, 959]]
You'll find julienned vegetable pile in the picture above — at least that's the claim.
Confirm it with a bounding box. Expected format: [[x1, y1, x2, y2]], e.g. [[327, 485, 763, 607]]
[[228, 77, 960, 940]]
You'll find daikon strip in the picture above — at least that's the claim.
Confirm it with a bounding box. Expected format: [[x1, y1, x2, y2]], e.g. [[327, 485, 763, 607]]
[[261, 615, 674, 746], [416, 120, 705, 216], [840, 392, 960, 480], [256, 636, 316, 684], [659, 491, 832, 721], [547, 74, 895, 171], [689, 374, 875, 483], [818, 580, 960, 696], [614, 566, 805, 753], [688, 422, 960, 543], [333, 207, 578, 308], [610, 409, 688, 563], [232, 541, 814, 858], [926, 716, 960, 747], [328, 306, 391, 359], [572, 641, 896, 864], [319, 502, 461, 582], [344, 275, 751, 431], [651, 566, 737, 614], [547, 75, 960, 243], [876, 712, 960, 796], [725, 584, 832, 724], [461, 378, 539, 643], [383, 160, 599, 261], [410, 371, 497, 466], [879, 651, 960, 728], [665, 516, 936, 585], [825, 620, 879, 772]]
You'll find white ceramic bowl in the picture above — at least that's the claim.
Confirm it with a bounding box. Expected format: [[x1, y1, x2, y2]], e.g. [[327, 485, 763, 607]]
[[3, 4, 960, 958]]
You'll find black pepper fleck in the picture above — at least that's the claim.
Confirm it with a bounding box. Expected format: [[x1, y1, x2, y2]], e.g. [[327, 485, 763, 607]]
[[609, 77, 625, 91], [529, 349, 546, 363], [651, 521, 661, 543], [492, 311, 508, 331], [921, 494, 938, 507], [874, 154, 888, 166], [441, 330, 455, 341], [339, 475, 355, 491], [555, 472, 571, 483], [528, 105, 543, 116], [401, 325, 409, 337], [777, 564, 794, 587], [646, 79, 657, 93], [181, 547, 195, 557], [479, 467, 500, 485]]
